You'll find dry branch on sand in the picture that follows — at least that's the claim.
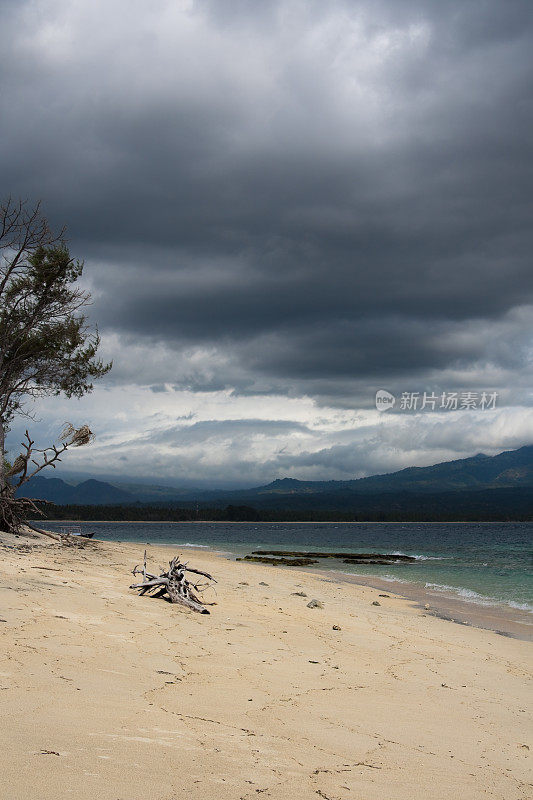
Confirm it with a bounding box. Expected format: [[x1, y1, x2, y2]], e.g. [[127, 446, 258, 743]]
[[130, 551, 216, 614], [0, 425, 94, 534]]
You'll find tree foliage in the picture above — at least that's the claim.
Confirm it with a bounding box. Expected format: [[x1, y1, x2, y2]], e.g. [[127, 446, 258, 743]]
[[0, 199, 111, 423], [0, 198, 111, 532]]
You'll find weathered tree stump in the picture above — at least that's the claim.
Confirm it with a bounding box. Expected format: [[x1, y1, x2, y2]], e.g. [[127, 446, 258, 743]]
[[130, 552, 216, 614]]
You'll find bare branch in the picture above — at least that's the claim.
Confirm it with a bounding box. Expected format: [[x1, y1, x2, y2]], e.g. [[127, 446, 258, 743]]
[[129, 553, 216, 615]]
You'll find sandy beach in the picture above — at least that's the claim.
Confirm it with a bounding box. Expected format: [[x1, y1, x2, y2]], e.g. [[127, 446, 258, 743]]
[[0, 531, 531, 800]]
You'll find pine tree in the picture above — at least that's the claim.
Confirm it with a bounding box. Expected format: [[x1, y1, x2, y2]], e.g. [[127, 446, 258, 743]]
[[0, 198, 111, 532]]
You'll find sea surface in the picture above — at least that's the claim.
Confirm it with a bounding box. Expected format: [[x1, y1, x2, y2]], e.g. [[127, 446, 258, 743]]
[[42, 520, 532, 617]]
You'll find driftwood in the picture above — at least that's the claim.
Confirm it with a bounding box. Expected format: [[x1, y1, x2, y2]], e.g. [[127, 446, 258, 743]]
[[130, 551, 216, 614], [24, 521, 92, 547]]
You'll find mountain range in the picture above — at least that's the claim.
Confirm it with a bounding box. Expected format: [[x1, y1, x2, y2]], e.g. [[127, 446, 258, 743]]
[[18, 444, 533, 508]]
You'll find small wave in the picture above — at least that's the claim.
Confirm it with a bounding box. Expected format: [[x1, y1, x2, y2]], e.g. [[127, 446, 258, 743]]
[[508, 600, 533, 613], [332, 571, 533, 614], [425, 583, 494, 603], [389, 551, 448, 561], [177, 542, 210, 548], [336, 571, 413, 585], [425, 583, 533, 613], [379, 574, 413, 584]]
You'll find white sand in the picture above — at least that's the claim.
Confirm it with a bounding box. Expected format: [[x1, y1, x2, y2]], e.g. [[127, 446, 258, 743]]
[[0, 533, 531, 799]]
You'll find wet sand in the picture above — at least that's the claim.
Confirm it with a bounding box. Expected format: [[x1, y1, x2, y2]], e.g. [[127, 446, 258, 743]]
[[318, 570, 533, 641]]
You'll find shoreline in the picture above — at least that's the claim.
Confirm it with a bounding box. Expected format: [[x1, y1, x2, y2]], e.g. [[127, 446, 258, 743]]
[[315, 569, 533, 641], [35, 522, 533, 642], [213, 548, 533, 642]]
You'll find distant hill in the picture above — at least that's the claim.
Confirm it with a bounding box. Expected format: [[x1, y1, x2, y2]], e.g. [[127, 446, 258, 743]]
[[190, 445, 533, 507], [244, 445, 533, 498], [18, 445, 533, 512], [18, 476, 135, 505], [114, 482, 203, 503]]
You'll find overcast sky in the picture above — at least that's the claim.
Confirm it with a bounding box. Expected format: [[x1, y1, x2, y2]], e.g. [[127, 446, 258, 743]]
[[2, 0, 532, 487]]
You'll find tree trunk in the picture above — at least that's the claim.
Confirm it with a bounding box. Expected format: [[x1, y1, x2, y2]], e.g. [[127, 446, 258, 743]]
[[166, 577, 210, 613], [0, 419, 12, 532], [0, 421, 36, 533], [0, 419, 5, 494]]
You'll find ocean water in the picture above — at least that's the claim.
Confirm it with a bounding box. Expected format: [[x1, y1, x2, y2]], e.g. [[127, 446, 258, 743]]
[[42, 520, 533, 614]]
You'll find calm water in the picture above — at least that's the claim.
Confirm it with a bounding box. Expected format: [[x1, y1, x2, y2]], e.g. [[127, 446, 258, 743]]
[[42, 520, 533, 613]]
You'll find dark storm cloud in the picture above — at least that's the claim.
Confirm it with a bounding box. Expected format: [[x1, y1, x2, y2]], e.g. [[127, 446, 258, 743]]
[[1, 0, 532, 406]]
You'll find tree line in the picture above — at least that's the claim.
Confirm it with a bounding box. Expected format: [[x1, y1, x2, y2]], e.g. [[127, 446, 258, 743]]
[[33, 492, 533, 523]]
